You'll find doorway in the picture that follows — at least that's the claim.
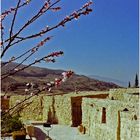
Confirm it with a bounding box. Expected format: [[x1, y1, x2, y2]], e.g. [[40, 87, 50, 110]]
[[71, 97, 82, 127]]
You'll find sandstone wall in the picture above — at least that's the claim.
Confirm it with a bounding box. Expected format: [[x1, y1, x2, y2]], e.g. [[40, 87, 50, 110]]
[[82, 97, 139, 140], [41, 91, 108, 125], [9, 89, 139, 140], [123, 93, 139, 102], [9, 91, 108, 125], [10, 95, 44, 121], [43, 95, 72, 125], [120, 111, 139, 140], [109, 88, 139, 101]]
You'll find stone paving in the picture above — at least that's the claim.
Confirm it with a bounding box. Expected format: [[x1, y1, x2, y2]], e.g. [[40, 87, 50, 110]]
[[1, 125, 93, 140], [46, 125, 93, 140]]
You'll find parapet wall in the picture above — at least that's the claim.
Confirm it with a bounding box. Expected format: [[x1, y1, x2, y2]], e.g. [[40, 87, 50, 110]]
[[9, 94, 72, 125], [109, 88, 139, 101], [10, 95, 44, 121], [9, 91, 108, 125]]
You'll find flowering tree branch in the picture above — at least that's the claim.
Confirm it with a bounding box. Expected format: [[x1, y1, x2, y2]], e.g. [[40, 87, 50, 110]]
[[1, 0, 61, 57], [0, 0, 31, 46], [1, 0, 92, 58], [1, 0, 31, 21], [2, 70, 74, 117], [1, 36, 53, 68], [1, 0, 93, 127], [1, 51, 64, 79]]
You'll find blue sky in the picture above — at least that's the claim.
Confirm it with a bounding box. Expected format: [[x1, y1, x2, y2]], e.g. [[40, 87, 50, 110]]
[[2, 0, 139, 85]]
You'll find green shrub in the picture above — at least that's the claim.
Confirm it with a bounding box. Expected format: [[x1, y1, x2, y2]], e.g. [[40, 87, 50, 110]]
[[1, 113, 24, 133]]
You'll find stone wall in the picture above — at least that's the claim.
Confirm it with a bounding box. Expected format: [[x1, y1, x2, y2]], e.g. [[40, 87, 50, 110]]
[[43, 95, 72, 125], [10, 95, 44, 121], [82, 97, 139, 140], [123, 93, 139, 102], [120, 111, 139, 140], [82, 98, 117, 140], [9, 91, 108, 126], [109, 88, 139, 101], [42, 91, 108, 126], [9, 88, 139, 140], [10, 88, 140, 140]]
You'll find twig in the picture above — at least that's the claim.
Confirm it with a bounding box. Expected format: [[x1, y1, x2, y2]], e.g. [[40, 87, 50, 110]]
[[4, 6, 92, 50], [1, 0, 60, 58], [1, 0, 31, 20], [1, 51, 63, 79], [1, 36, 53, 68], [9, 0, 21, 42]]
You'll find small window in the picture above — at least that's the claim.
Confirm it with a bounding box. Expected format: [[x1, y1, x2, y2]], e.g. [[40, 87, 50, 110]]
[[111, 97, 114, 100], [102, 107, 106, 123], [123, 108, 129, 111], [134, 115, 137, 120]]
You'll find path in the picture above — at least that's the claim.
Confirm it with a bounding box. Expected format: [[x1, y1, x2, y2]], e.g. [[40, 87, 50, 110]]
[[1, 125, 93, 140]]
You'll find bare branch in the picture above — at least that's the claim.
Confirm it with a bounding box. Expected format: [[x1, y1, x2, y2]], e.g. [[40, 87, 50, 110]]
[[1, 36, 53, 68], [1, 0, 61, 58], [1, 27, 4, 50], [1, 0, 31, 21], [1, 0, 22, 59], [2, 3, 92, 53], [9, 0, 21, 41], [0, 1, 32, 51]]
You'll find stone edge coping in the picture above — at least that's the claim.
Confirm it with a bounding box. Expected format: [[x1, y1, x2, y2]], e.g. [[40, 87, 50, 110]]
[[82, 98, 139, 110], [24, 121, 46, 125]]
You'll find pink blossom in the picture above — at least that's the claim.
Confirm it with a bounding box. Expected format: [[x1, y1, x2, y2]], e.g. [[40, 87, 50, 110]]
[[51, 7, 61, 12], [44, 2, 49, 9], [48, 87, 52, 92], [4, 96, 7, 99], [14, 68, 19, 71], [62, 78, 67, 82], [62, 72, 67, 77], [44, 58, 55, 63], [47, 83, 51, 86], [72, 12, 79, 20], [49, 51, 64, 57], [30, 92, 34, 96], [25, 89, 29, 92], [65, 16, 70, 21], [55, 78, 62, 87]]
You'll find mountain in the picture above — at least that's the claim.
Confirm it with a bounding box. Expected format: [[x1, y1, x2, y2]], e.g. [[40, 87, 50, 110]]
[[1, 62, 120, 94], [88, 75, 127, 87]]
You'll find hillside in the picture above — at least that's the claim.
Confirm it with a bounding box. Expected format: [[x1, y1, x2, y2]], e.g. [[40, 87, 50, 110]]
[[88, 75, 127, 87], [1, 62, 120, 94]]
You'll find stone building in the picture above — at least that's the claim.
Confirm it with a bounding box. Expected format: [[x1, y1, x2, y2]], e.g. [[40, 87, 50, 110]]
[[9, 91, 108, 125], [42, 91, 108, 126], [82, 88, 139, 140], [9, 88, 139, 140]]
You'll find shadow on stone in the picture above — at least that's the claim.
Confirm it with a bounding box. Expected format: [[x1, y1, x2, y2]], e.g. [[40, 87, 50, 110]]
[[47, 96, 58, 124], [26, 125, 52, 140], [34, 126, 52, 140]]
